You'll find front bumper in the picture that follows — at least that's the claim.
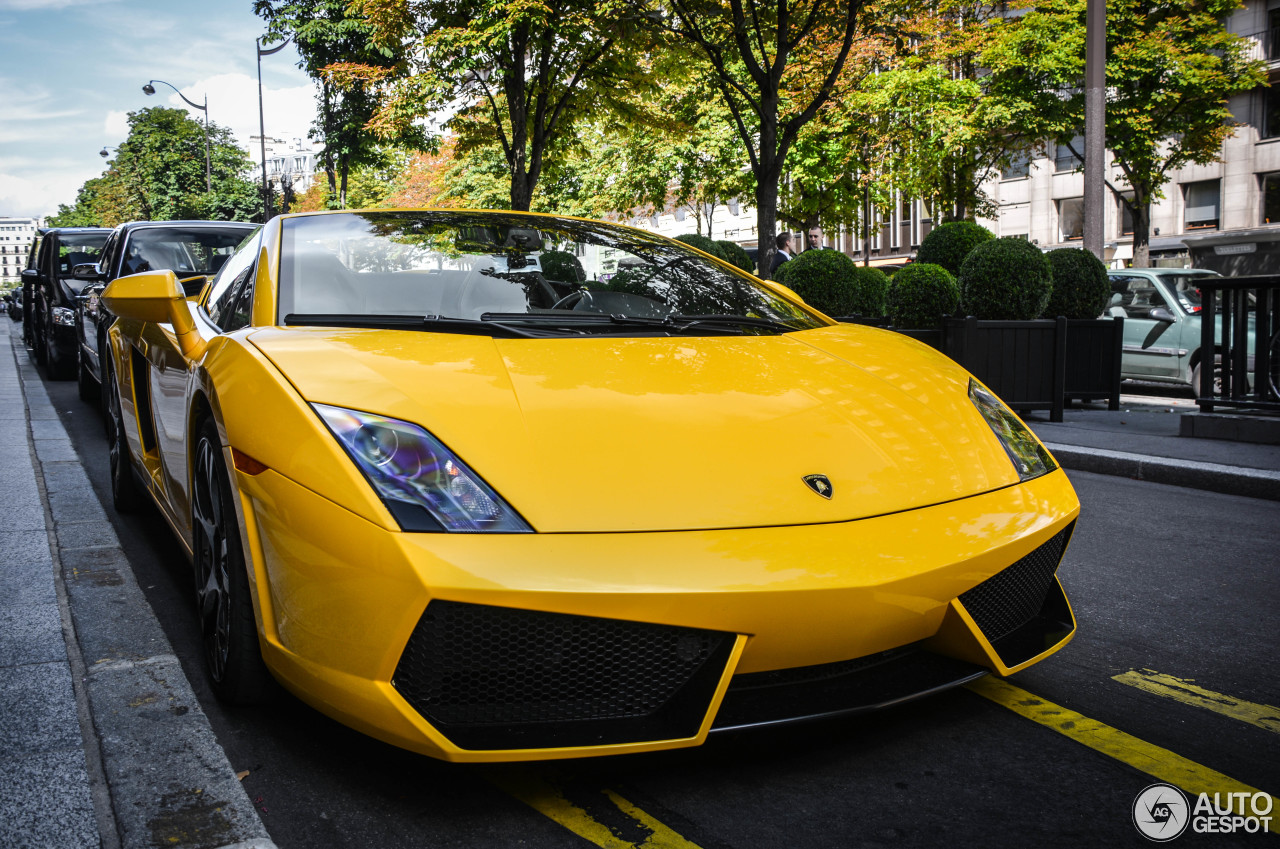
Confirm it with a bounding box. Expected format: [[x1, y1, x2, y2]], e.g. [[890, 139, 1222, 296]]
[[236, 467, 1079, 762]]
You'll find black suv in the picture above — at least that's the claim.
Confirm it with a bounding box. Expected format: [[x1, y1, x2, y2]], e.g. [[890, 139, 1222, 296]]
[[74, 220, 255, 401], [22, 227, 111, 378]]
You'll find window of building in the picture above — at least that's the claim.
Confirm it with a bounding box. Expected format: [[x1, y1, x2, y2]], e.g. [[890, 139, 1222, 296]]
[[1184, 180, 1220, 230], [1055, 136, 1084, 172], [1269, 9, 1280, 61], [1263, 174, 1280, 224], [1119, 194, 1135, 235], [1058, 198, 1084, 241], [1264, 85, 1280, 140], [1002, 148, 1031, 180]]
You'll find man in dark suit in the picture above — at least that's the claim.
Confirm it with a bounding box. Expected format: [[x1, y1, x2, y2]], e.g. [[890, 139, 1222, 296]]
[[806, 227, 834, 251], [771, 232, 793, 273]]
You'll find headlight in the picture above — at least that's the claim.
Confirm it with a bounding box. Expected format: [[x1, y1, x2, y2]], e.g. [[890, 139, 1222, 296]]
[[967, 379, 1057, 481], [51, 307, 76, 326], [313, 404, 532, 533]]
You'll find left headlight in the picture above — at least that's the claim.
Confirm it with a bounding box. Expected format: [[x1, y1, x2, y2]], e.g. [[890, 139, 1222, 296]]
[[51, 306, 76, 326], [968, 379, 1058, 482], [313, 404, 532, 533]]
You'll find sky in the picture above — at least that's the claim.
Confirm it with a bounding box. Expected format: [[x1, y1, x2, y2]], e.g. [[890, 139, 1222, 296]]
[[0, 0, 320, 219]]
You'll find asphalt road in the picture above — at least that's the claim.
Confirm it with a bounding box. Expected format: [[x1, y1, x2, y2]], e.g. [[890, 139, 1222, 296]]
[[46, 375, 1280, 849]]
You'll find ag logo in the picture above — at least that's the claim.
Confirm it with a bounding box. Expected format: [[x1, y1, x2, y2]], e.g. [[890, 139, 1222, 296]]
[[802, 474, 833, 499], [1133, 783, 1190, 841]]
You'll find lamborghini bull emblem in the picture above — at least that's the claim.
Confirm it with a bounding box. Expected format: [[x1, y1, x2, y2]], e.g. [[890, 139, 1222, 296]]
[[803, 474, 833, 499]]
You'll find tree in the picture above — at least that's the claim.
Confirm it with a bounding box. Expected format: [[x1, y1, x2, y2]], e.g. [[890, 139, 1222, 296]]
[[337, 0, 654, 212], [984, 0, 1265, 265], [255, 0, 425, 209], [638, 0, 868, 278], [52, 108, 263, 225]]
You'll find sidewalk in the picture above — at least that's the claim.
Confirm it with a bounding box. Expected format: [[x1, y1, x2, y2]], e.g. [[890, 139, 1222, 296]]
[[1022, 396, 1280, 501], [0, 319, 274, 849], [2, 317, 1278, 849]]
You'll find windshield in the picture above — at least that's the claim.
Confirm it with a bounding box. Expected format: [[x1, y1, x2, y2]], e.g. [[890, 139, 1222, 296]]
[[56, 233, 108, 278], [277, 212, 826, 335], [123, 226, 254, 278]]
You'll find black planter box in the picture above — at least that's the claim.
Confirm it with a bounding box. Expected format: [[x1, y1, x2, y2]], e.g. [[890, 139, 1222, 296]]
[[1064, 317, 1124, 411], [942, 316, 1067, 423]]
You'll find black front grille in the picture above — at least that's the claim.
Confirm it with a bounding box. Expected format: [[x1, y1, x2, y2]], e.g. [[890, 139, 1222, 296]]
[[959, 524, 1073, 643], [392, 601, 734, 750]]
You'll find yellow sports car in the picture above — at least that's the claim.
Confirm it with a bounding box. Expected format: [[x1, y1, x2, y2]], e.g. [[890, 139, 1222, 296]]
[[101, 209, 1079, 763]]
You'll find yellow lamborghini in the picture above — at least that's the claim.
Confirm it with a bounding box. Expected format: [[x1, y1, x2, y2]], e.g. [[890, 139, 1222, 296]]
[[101, 209, 1079, 762]]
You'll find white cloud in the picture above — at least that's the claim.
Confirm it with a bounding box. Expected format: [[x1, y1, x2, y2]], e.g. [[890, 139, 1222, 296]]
[[157, 73, 318, 159], [104, 110, 128, 138], [0, 169, 92, 219]]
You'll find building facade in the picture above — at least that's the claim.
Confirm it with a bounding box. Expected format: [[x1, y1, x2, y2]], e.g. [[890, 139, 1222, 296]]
[[251, 136, 322, 198], [0, 217, 40, 289]]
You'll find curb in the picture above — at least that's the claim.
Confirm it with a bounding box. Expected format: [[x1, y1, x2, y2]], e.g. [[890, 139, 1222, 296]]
[[10, 326, 277, 849], [1045, 442, 1280, 502]]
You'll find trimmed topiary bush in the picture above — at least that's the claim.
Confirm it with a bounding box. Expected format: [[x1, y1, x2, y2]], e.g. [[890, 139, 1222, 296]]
[[957, 237, 1053, 320], [1044, 248, 1110, 319], [541, 250, 585, 284], [775, 249, 875, 317], [673, 233, 724, 260], [715, 240, 754, 272], [886, 263, 960, 329], [916, 221, 995, 276]]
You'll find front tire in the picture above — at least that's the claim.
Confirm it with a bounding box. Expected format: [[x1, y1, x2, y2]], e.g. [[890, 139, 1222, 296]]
[[192, 417, 270, 704], [105, 358, 142, 513]]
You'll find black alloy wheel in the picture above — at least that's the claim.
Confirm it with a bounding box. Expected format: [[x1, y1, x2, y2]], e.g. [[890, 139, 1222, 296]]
[[104, 358, 142, 513], [191, 417, 270, 704]]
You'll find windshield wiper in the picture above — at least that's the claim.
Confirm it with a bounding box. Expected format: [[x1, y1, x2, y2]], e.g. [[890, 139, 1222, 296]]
[[283, 313, 541, 338], [668, 314, 801, 333]]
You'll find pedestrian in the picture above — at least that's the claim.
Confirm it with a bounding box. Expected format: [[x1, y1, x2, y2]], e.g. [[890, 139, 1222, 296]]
[[806, 227, 833, 251], [771, 232, 793, 273]]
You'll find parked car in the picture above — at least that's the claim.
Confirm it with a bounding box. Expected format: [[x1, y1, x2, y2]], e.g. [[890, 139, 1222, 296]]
[[22, 227, 111, 378], [99, 208, 1079, 762], [1106, 268, 1256, 392], [74, 220, 255, 401], [5, 290, 19, 321]]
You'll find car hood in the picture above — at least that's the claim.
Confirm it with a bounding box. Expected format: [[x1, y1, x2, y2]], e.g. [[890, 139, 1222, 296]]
[[249, 324, 1022, 533]]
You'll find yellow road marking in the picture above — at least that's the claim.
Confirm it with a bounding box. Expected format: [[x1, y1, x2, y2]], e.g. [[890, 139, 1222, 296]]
[[967, 676, 1280, 835], [1113, 669, 1280, 736], [489, 769, 704, 849]]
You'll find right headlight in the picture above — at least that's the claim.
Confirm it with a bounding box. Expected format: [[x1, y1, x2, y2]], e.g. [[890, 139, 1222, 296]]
[[967, 379, 1058, 481], [313, 403, 532, 533]]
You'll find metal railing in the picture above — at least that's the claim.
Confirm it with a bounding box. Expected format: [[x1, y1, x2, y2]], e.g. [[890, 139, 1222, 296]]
[[1198, 275, 1280, 413]]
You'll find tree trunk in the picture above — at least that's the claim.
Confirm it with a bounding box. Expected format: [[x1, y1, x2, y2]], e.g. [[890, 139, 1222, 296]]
[[339, 156, 349, 208], [755, 178, 779, 280], [1132, 192, 1152, 267]]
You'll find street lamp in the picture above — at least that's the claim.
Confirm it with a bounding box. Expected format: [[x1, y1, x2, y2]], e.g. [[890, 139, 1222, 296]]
[[99, 146, 115, 159], [257, 36, 292, 221], [142, 79, 211, 193]]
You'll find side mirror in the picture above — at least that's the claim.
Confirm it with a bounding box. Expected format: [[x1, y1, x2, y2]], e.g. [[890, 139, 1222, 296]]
[[102, 270, 207, 360], [1148, 307, 1176, 324], [72, 263, 103, 282]]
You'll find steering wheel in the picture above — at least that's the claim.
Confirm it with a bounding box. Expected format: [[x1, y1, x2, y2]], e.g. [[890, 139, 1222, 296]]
[[550, 289, 587, 311]]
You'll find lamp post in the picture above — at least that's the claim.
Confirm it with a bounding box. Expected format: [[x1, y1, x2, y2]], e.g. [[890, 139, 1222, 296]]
[[142, 79, 211, 193], [257, 36, 292, 222]]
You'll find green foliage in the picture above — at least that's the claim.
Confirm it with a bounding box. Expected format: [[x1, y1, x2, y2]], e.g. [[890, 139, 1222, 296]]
[[916, 221, 995, 276], [53, 107, 263, 225], [541, 250, 586, 284], [775, 249, 884, 318], [715, 240, 753, 272], [981, 0, 1265, 263], [1043, 248, 1110, 319], [886, 264, 960, 329], [957, 238, 1053, 320], [673, 233, 724, 260]]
